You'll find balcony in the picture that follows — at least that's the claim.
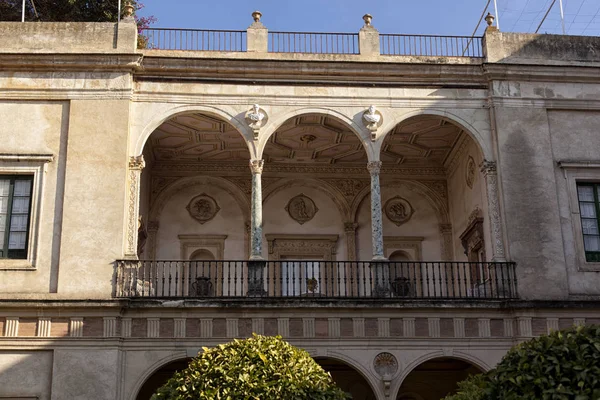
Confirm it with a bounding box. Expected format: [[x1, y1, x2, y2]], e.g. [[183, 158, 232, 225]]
[[115, 260, 517, 301]]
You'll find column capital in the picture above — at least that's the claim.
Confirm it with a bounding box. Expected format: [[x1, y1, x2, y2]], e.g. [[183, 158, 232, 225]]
[[480, 160, 497, 176], [129, 155, 145, 170], [439, 223, 453, 234], [367, 161, 382, 175], [344, 222, 359, 232], [249, 159, 264, 175]]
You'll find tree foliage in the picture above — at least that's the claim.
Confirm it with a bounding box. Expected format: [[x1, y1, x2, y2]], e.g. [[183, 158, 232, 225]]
[[444, 325, 600, 400], [151, 334, 350, 400], [0, 0, 153, 24]]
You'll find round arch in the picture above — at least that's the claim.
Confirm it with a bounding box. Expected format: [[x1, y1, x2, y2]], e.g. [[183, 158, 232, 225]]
[[133, 104, 257, 158], [148, 175, 251, 224], [263, 177, 351, 222], [129, 353, 190, 400], [257, 107, 376, 162], [378, 108, 492, 161], [351, 179, 450, 225], [393, 352, 489, 400], [313, 354, 381, 400]]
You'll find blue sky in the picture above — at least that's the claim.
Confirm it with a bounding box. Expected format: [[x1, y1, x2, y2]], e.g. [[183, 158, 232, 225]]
[[137, 0, 600, 36]]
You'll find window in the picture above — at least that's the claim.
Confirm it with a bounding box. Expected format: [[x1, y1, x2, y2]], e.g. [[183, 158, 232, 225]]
[[0, 176, 33, 259], [577, 183, 600, 262]]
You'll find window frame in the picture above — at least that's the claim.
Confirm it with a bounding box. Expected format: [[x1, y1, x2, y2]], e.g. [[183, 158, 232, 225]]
[[0, 154, 53, 270], [576, 182, 600, 262], [0, 175, 34, 259], [558, 161, 600, 272]]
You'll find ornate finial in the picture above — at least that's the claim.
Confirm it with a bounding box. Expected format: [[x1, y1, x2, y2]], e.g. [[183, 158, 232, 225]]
[[485, 12, 495, 27], [363, 13, 373, 27], [252, 11, 262, 23], [123, 0, 135, 19]]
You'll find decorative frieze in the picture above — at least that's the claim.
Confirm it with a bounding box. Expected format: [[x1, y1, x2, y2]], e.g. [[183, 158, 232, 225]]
[[227, 318, 239, 338], [303, 318, 315, 338], [478, 318, 491, 338], [378, 318, 390, 337], [103, 317, 117, 337], [121, 318, 132, 338], [277, 318, 289, 338], [4, 318, 18, 337], [574, 318, 586, 327], [201, 319, 213, 338], [428, 318, 440, 338], [125, 155, 145, 259], [453, 318, 465, 338], [252, 318, 264, 335], [546, 318, 559, 334], [70, 318, 83, 337], [328, 318, 341, 338], [353, 318, 365, 337], [403, 318, 416, 337], [503, 318, 514, 337], [174, 318, 186, 338], [37, 318, 51, 337], [517, 317, 533, 338], [147, 318, 160, 338]]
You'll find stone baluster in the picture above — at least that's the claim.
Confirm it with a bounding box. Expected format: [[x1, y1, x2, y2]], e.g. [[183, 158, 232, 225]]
[[125, 156, 145, 259]]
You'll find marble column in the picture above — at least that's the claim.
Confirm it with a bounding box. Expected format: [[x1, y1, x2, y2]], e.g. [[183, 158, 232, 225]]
[[368, 161, 388, 296], [481, 161, 506, 261], [248, 159, 266, 296], [344, 222, 358, 261], [125, 156, 145, 259], [249, 159, 264, 259], [367, 161, 385, 260]]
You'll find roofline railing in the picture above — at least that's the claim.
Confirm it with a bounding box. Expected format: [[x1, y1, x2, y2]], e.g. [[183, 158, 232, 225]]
[[138, 11, 489, 58]]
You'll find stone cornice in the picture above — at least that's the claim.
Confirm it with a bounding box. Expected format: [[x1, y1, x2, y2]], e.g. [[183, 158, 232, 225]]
[[136, 56, 487, 87], [0, 53, 143, 72], [483, 62, 600, 83]]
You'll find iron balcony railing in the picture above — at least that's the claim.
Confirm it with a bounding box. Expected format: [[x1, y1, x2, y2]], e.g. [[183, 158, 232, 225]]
[[141, 28, 247, 51], [268, 31, 359, 54], [115, 260, 517, 300], [380, 34, 483, 57]]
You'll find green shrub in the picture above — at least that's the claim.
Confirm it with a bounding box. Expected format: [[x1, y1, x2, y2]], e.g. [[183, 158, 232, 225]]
[[443, 373, 489, 400], [445, 325, 600, 400], [151, 334, 350, 400]]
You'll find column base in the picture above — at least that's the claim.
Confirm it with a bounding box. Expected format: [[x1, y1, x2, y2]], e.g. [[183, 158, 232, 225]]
[[247, 259, 267, 297]]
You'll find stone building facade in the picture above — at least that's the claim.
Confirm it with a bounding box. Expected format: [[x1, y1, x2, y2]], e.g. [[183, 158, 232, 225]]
[[1, 12, 600, 400]]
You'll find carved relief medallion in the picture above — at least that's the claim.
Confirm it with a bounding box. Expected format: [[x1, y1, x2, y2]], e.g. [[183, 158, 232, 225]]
[[384, 196, 413, 226], [374, 352, 398, 377], [285, 194, 318, 225], [466, 155, 476, 189], [186, 194, 220, 224]]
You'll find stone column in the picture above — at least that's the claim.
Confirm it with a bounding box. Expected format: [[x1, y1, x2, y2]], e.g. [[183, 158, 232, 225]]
[[249, 160, 264, 259], [248, 160, 266, 296], [368, 161, 388, 296], [344, 222, 358, 261], [367, 161, 385, 260], [125, 156, 145, 259], [344, 222, 358, 297], [482, 160, 511, 298], [481, 161, 506, 261]]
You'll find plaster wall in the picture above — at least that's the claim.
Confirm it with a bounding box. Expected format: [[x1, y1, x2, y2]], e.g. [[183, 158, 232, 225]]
[[155, 183, 246, 260], [495, 106, 569, 299], [548, 110, 600, 296], [263, 184, 347, 259], [446, 138, 490, 262], [0, 101, 67, 293], [0, 350, 53, 399], [56, 100, 130, 297], [356, 184, 442, 261]]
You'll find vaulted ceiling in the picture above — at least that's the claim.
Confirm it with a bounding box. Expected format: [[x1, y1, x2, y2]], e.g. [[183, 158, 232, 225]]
[[145, 113, 468, 168]]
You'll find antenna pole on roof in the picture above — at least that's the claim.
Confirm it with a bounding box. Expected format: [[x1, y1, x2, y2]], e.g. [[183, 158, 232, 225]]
[[559, 0, 566, 34], [118, 0, 122, 22], [535, 0, 557, 33], [21, 0, 25, 22], [493, 0, 500, 30]]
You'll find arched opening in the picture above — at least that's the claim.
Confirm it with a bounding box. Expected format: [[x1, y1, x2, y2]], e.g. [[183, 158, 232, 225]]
[[136, 358, 192, 400], [315, 357, 377, 400], [396, 357, 483, 400], [363, 114, 496, 298], [190, 249, 215, 260]]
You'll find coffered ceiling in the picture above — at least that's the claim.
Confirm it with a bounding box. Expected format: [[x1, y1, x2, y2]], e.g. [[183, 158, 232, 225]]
[[146, 113, 468, 168], [381, 116, 464, 167]]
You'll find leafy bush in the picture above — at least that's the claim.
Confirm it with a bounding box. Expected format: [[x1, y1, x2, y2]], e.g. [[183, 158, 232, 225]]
[[444, 325, 600, 400], [151, 334, 350, 400]]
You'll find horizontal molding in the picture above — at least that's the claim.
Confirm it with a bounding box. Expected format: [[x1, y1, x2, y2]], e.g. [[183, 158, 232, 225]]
[[0, 154, 54, 163]]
